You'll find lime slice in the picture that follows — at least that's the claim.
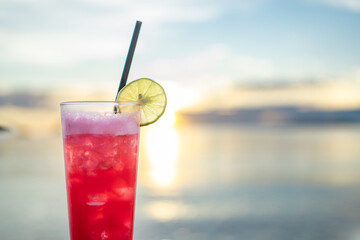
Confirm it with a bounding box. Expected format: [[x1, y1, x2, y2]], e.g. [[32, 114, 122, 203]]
[[117, 78, 167, 126]]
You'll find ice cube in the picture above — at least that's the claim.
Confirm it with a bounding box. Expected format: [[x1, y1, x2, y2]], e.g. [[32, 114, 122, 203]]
[[81, 150, 101, 170], [114, 187, 134, 200], [87, 193, 108, 204], [101, 231, 109, 240]]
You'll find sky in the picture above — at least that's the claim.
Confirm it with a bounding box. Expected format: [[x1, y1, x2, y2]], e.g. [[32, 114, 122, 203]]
[[0, 0, 360, 109]]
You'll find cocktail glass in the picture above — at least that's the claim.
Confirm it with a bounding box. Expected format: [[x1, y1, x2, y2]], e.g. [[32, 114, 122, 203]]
[[60, 101, 140, 240]]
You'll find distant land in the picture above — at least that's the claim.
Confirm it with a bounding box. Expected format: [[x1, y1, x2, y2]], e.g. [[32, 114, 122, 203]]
[[180, 106, 360, 124], [0, 92, 50, 108], [0, 126, 10, 132]]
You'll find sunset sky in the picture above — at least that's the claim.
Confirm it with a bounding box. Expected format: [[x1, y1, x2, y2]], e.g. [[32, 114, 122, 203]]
[[0, 0, 360, 111]]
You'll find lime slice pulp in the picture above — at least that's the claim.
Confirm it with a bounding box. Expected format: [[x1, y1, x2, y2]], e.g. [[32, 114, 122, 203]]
[[116, 78, 167, 126]]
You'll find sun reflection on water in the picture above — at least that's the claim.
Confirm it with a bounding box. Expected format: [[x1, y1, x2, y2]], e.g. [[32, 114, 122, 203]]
[[145, 200, 194, 222], [145, 121, 179, 187], [143, 82, 197, 189]]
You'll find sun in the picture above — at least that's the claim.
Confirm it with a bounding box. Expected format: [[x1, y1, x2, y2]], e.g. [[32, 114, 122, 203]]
[[159, 82, 199, 127]]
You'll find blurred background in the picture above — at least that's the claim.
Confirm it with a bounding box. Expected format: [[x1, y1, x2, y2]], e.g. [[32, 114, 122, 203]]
[[1, 0, 360, 239]]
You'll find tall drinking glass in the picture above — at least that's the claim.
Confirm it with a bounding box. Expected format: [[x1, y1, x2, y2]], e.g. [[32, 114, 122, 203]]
[[60, 101, 140, 240]]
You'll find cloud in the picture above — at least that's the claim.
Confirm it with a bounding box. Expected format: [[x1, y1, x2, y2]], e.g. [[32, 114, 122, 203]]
[[331, 66, 360, 84], [82, 0, 221, 23], [1, 32, 129, 65], [0, 0, 222, 65], [0, 0, 222, 31], [317, 0, 360, 12], [138, 44, 274, 88]]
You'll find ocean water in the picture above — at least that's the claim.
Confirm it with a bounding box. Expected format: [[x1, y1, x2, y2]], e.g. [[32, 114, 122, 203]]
[[1, 123, 360, 240]]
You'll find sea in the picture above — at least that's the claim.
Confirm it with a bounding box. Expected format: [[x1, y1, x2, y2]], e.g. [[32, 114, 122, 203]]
[[1, 122, 360, 240]]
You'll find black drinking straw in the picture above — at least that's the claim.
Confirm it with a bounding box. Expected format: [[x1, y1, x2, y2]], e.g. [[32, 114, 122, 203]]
[[115, 20, 142, 100]]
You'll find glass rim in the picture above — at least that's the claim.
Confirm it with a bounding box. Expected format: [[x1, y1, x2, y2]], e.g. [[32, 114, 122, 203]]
[[60, 101, 139, 106]]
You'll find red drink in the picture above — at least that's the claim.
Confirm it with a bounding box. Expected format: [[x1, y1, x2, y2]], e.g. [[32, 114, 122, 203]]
[[61, 102, 140, 240]]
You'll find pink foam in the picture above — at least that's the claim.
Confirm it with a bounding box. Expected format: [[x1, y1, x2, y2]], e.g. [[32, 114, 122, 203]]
[[61, 110, 139, 135]]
